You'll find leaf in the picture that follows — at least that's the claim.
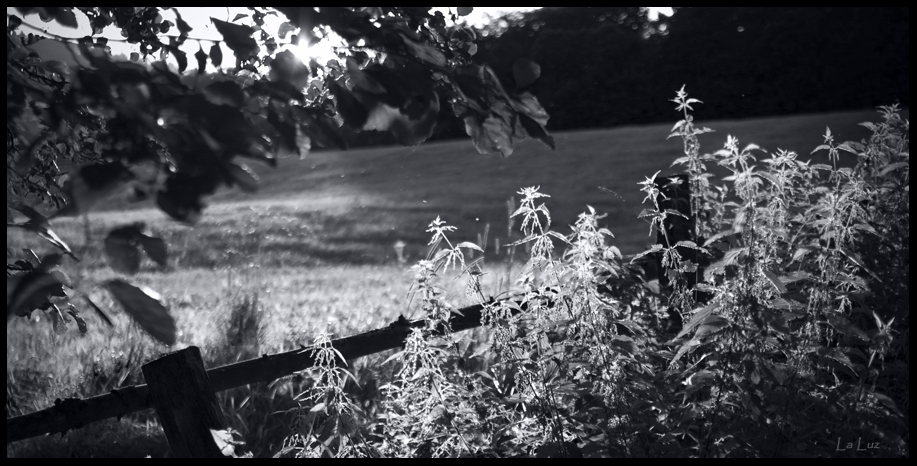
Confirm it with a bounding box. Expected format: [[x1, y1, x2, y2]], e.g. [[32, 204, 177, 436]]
[[172, 47, 188, 74], [138, 235, 168, 267], [695, 315, 729, 339], [512, 58, 541, 88], [232, 13, 249, 22], [50, 305, 67, 334], [815, 346, 854, 371], [456, 242, 483, 252], [877, 161, 908, 177], [761, 309, 790, 335], [8, 14, 22, 30], [104, 279, 176, 346], [686, 370, 715, 387], [400, 35, 446, 67], [211, 17, 260, 61], [195, 46, 208, 75], [677, 302, 720, 339], [827, 315, 869, 341], [329, 81, 368, 129], [270, 50, 310, 89], [295, 108, 347, 150], [762, 269, 787, 294], [156, 172, 221, 224], [36, 60, 69, 76], [227, 163, 260, 193], [9, 203, 77, 260], [204, 81, 247, 107], [174, 11, 192, 37], [838, 247, 882, 283], [457, 7, 473, 16], [104, 226, 143, 275], [610, 336, 637, 355], [82, 293, 114, 328], [631, 244, 663, 262], [7, 271, 65, 319], [209, 43, 224, 68], [67, 307, 88, 334], [674, 240, 705, 252], [50, 8, 78, 28], [58, 162, 133, 217], [704, 247, 746, 282], [518, 113, 555, 150], [277, 21, 295, 40]]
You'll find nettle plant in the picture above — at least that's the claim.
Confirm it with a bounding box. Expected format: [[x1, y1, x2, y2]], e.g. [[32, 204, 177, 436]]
[[288, 88, 908, 457]]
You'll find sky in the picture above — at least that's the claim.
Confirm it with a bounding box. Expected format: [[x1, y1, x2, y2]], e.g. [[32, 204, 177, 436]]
[[9, 7, 673, 71]]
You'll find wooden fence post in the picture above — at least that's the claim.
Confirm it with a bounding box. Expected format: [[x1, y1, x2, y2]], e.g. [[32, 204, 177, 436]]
[[142, 346, 228, 458]]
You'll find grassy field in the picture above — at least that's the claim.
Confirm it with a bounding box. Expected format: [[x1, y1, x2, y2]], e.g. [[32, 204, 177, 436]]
[[6, 107, 905, 457]]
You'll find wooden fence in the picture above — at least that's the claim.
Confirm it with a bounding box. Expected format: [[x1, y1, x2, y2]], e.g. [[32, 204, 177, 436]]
[[6, 297, 508, 455]]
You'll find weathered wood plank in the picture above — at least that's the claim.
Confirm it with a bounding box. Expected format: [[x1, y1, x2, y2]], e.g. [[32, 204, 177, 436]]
[[7, 296, 503, 444], [143, 346, 227, 457]]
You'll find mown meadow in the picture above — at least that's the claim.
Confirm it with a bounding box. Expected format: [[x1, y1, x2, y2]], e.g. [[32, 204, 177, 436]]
[[6, 107, 906, 457]]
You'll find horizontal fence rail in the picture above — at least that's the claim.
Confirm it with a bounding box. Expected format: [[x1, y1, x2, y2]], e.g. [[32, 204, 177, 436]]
[[7, 295, 522, 444]]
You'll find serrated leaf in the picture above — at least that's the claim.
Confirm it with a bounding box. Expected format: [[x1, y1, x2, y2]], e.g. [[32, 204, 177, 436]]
[[702, 229, 738, 247], [672, 338, 701, 363], [827, 315, 869, 341], [762, 269, 787, 294], [382, 350, 406, 366], [838, 247, 882, 283], [104, 279, 176, 346], [816, 346, 854, 371], [695, 314, 729, 339], [761, 309, 790, 335], [456, 242, 483, 252], [877, 161, 908, 177], [871, 392, 903, 417], [631, 244, 663, 262], [674, 240, 704, 252], [771, 298, 804, 311], [704, 247, 746, 282], [677, 302, 720, 339]]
